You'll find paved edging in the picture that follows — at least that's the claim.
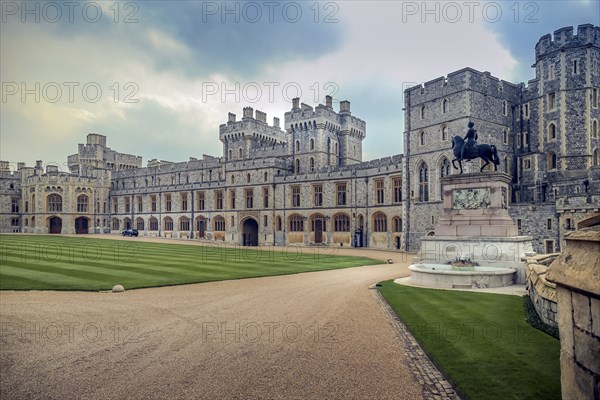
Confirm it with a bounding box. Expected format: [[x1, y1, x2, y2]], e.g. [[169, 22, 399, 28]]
[[372, 287, 462, 400]]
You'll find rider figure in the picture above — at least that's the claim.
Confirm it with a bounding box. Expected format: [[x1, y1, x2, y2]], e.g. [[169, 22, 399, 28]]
[[461, 121, 478, 160]]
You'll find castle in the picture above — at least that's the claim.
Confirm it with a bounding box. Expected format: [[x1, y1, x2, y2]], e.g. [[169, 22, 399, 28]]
[[1, 24, 599, 253]]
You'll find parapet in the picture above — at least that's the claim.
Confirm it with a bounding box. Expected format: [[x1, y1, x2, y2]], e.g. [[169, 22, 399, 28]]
[[535, 24, 600, 60]]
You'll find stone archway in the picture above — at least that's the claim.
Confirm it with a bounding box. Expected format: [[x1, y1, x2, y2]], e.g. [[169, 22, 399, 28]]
[[242, 218, 259, 246], [75, 217, 89, 234], [48, 216, 62, 234]]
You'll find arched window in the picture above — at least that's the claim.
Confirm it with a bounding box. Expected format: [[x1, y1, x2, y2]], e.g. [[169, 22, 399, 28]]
[[503, 156, 510, 173], [228, 149, 233, 160], [213, 216, 225, 231], [439, 158, 451, 200], [419, 131, 426, 146], [502, 100, 507, 116], [419, 162, 429, 202], [149, 217, 158, 231], [392, 217, 402, 232], [238, 148, 243, 159], [179, 216, 190, 231], [548, 152, 558, 170], [295, 158, 300, 174], [231, 175, 235, 184], [47, 194, 62, 212], [503, 128, 509, 144], [592, 120, 598, 138], [333, 213, 350, 232], [442, 99, 449, 113], [295, 140, 300, 152], [31, 194, 35, 213], [420, 105, 425, 119], [289, 214, 304, 232], [373, 212, 387, 232], [549, 123, 557, 140], [164, 217, 173, 231], [440, 125, 448, 141], [277, 216, 282, 231], [76, 194, 88, 213], [247, 173, 251, 183], [309, 157, 315, 172], [310, 138, 314, 150], [593, 149, 599, 167], [264, 171, 268, 182], [111, 218, 120, 231], [136, 217, 144, 231], [310, 214, 325, 232]]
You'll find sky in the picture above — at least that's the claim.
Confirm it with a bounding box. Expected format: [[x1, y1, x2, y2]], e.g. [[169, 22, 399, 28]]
[[1, 0, 598, 169]]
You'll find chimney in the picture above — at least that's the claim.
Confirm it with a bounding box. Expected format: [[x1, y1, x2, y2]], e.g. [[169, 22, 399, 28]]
[[255, 110, 267, 123], [292, 97, 300, 110], [340, 100, 351, 114], [325, 95, 333, 108]]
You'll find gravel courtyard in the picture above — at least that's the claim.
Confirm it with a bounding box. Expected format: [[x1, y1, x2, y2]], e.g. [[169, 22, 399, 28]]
[[1, 237, 423, 399]]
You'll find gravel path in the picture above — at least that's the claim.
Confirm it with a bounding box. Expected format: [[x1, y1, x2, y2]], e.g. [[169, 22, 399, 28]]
[[1, 237, 424, 399]]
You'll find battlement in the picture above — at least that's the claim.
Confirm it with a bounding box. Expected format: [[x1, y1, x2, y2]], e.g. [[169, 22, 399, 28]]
[[284, 99, 366, 131], [219, 107, 286, 143], [86, 133, 106, 147], [535, 24, 600, 60]]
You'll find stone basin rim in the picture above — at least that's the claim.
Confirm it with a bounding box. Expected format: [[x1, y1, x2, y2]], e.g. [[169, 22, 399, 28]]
[[409, 263, 517, 276]]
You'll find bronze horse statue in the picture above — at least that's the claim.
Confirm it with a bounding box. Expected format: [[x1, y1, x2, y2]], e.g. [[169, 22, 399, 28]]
[[451, 136, 500, 173]]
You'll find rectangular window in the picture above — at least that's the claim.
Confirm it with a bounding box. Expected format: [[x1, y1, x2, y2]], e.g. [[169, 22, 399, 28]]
[[151, 195, 157, 212], [313, 185, 323, 207], [593, 88, 598, 108], [336, 183, 347, 206], [125, 197, 130, 213], [517, 218, 522, 230], [548, 92, 556, 110], [181, 193, 188, 211], [216, 191, 223, 210], [245, 189, 253, 209], [113, 198, 118, 213], [547, 218, 552, 230], [523, 103, 529, 118], [264, 215, 268, 227], [11, 218, 19, 226], [566, 218, 572, 230], [292, 186, 301, 208], [393, 178, 402, 203], [375, 179, 385, 204], [197, 191, 205, 210], [230, 189, 236, 209], [524, 158, 531, 170], [11, 198, 19, 213], [549, 64, 555, 80], [263, 188, 269, 208], [137, 196, 143, 213], [165, 194, 172, 212], [573, 59, 578, 75]]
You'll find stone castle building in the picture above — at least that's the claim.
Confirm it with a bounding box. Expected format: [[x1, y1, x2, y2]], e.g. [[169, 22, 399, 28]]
[[1, 24, 599, 253]]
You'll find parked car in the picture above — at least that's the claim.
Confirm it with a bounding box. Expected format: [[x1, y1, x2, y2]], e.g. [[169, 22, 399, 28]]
[[122, 229, 139, 237]]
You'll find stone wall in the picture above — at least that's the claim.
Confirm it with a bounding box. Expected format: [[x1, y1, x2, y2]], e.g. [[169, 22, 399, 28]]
[[525, 254, 559, 327], [547, 226, 600, 400]]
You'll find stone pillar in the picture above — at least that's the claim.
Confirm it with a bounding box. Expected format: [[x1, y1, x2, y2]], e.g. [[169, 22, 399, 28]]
[[547, 227, 600, 400]]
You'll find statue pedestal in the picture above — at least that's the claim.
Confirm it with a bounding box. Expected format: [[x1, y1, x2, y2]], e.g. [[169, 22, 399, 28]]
[[416, 172, 534, 284]]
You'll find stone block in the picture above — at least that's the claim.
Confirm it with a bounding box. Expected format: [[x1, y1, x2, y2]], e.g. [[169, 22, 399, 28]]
[[573, 328, 600, 375], [556, 287, 575, 357], [456, 225, 481, 236], [560, 356, 596, 400], [572, 292, 592, 332], [591, 297, 600, 338]]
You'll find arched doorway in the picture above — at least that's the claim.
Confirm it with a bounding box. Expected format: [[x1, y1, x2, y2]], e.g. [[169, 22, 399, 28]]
[[242, 218, 259, 246], [48, 217, 62, 234], [75, 217, 89, 234]]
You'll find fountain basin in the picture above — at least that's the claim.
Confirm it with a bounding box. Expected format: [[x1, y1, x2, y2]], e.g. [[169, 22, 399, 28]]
[[408, 263, 516, 289]]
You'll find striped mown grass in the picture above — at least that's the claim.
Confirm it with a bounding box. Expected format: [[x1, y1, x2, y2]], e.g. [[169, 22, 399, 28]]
[[0, 235, 382, 291]]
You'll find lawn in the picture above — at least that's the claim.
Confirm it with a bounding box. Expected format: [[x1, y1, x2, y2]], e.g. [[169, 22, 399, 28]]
[[378, 281, 561, 400], [0, 235, 382, 291]]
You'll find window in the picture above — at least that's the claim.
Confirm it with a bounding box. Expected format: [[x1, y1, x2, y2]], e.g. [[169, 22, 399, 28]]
[[549, 64, 555, 80], [230, 189, 236, 209], [592, 120, 598, 138], [277, 216, 282, 231], [289, 215, 304, 232], [310, 138, 314, 150], [373, 212, 387, 232], [548, 92, 556, 110], [228, 149, 233, 160], [197, 192, 205, 210], [11, 198, 19, 213], [418, 162, 429, 202], [548, 123, 557, 140], [573, 59, 578, 74], [216, 191, 224, 209], [393, 217, 402, 232], [291, 186, 301, 208], [375, 179, 385, 204], [524, 158, 531, 170], [180, 217, 190, 231], [125, 197, 131, 213], [314, 185, 323, 207], [441, 125, 448, 141], [137, 196, 143, 212], [112, 218, 120, 231], [113, 198, 118, 213], [238, 148, 243, 159], [263, 188, 269, 208], [181, 193, 188, 211], [517, 219, 522, 230], [151, 195, 157, 212], [247, 173, 251, 183], [336, 183, 347, 206], [440, 158, 451, 199], [419, 131, 426, 146], [548, 152, 558, 170], [164, 217, 173, 231], [47, 194, 62, 212], [522, 103, 529, 118], [77, 195, 88, 213], [594, 149, 600, 167], [502, 100, 507, 116], [264, 215, 268, 227], [442, 99, 448, 113], [503, 128, 509, 144], [11, 218, 19, 227], [25, 201, 29, 213], [165, 194, 172, 211], [420, 105, 425, 120], [136, 218, 144, 231], [333, 214, 350, 232], [393, 178, 402, 203], [295, 140, 300, 152], [245, 189, 253, 209], [214, 216, 225, 231], [503, 156, 510, 174], [593, 88, 598, 108], [547, 218, 552, 230], [309, 157, 315, 172], [264, 171, 268, 182], [295, 158, 300, 174]]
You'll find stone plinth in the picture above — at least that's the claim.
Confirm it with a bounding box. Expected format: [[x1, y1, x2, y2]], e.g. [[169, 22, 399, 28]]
[[546, 226, 600, 400]]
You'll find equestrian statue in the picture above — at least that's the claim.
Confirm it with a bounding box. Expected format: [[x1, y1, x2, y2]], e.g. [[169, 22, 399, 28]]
[[451, 121, 500, 174]]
